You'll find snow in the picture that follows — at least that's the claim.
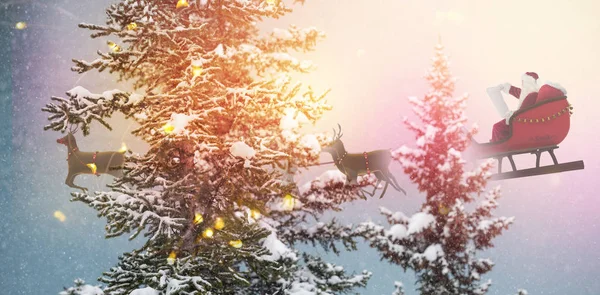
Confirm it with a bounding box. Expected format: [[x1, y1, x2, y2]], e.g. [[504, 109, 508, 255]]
[[407, 212, 435, 235], [167, 113, 197, 134], [272, 53, 299, 66], [387, 224, 408, 240], [299, 134, 321, 154], [191, 59, 203, 67], [66, 86, 126, 103], [279, 108, 299, 130], [115, 193, 130, 205], [79, 285, 103, 295], [299, 170, 346, 195], [273, 28, 293, 39], [423, 244, 444, 261], [260, 224, 297, 261], [130, 287, 159, 295], [134, 112, 148, 120], [214, 44, 225, 57], [128, 93, 144, 105], [229, 141, 256, 159]]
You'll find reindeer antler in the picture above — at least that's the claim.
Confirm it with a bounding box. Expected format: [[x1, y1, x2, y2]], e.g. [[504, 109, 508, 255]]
[[337, 124, 343, 139]]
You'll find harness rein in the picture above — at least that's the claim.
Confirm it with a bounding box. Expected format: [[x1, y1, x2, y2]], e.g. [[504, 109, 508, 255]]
[[334, 150, 371, 176], [66, 137, 100, 176]]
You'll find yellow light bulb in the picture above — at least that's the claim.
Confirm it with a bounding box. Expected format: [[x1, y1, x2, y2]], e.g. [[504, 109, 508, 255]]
[[107, 41, 121, 52], [53, 211, 66, 222], [249, 209, 261, 220], [86, 163, 97, 174], [167, 251, 177, 265], [438, 204, 450, 216], [282, 194, 295, 211], [15, 22, 27, 30], [192, 65, 202, 77], [214, 217, 225, 230], [119, 142, 127, 153], [202, 228, 214, 238], [127, 22, 138, 30], [229, 240, 243, 248], [194, 213, 204, 225], [163, 123, 175, 134], [176, 0, 189, 8]]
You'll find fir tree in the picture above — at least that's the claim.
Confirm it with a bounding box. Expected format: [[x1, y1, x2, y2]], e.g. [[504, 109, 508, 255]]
[[355, 41, 514, 294], [43, 0, 371, 293]]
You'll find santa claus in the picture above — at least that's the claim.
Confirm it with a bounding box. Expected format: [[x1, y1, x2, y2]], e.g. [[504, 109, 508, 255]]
[[486, 72, 540, 142]]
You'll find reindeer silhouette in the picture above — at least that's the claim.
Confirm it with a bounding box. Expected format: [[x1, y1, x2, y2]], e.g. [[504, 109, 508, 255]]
[[322, 124, 406, 198], [56, 127, 125, 193]]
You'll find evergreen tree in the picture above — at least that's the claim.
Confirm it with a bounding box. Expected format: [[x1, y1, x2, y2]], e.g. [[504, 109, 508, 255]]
[[355, 41, 514, 294], [44, 0, 370, 293]]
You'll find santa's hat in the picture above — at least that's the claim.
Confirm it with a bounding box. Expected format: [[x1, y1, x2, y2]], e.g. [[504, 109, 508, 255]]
[[522, 72, 539, 85]]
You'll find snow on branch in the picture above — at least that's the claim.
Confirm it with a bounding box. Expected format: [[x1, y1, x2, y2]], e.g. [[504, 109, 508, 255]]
[[279, 218, 360, 254], [42, 86, 134, 135], [70, 189, 185, 241]]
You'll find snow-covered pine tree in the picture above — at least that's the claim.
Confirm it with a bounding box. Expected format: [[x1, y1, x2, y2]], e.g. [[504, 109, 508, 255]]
[[355, 40, 515, 294], [43, 0, 371, 293]]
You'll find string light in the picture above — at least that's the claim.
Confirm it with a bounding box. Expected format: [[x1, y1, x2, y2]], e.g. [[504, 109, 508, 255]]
[[15, 22, 27, 30], [514, 106, 572, 123], [192, 64, 202, 78], [214, 217, 225, 230], [54, 211, 66, 222], [282, 194, 295, 211], [229, 240, 243, 248], [167, 251, 177, 265], [127, 22, 138, 30], [86, 163, 97, 175], [249, 209, 261, 220], [438, 204, 450, 215], [107, 41, 121, 52], [194, 213, 204, 225], [202, 228, 214, 238], [163, 123, 175, 134], [119, 143, 127, 153], [176, 0, 189, 8]]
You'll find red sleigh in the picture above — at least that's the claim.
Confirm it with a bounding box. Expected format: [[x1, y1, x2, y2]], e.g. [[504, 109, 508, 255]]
[[470, 92, 585, 180]]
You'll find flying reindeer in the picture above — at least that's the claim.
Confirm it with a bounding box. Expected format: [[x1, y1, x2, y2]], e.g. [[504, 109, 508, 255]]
[[322, 124, 406, 198], [56, 125, 126, 193]]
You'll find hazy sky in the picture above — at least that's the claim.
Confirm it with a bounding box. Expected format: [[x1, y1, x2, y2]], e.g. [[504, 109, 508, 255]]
[[0, 0, 598, 294]]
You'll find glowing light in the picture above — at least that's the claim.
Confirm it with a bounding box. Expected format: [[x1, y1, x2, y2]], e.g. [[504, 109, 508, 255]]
[[266, 0, 279, 5], [163, 123, 175, 134], [249, 209, 261, 220], [229, 240, 243, 248], [202, 228, 214, 238], [438, 204, 450, 215], [192, 65, 202, 77], [15, 22, 27, 30], [107, 41, 121, 52], [176, 0, 189, 8], [194, 213, 204, 225], [53, 211, 66, 222], [282, 194, 295, 211], [119, 143, 127, 153], [127, 22, 138, 30], [214, 217, 225, 230], [167, 251, 177, 265], [86, 163, 97, 175]]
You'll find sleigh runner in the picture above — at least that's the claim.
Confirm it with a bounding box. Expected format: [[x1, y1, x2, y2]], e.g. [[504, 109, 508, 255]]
[[470, 95, 584, 180]]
